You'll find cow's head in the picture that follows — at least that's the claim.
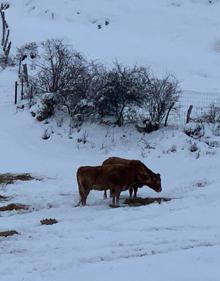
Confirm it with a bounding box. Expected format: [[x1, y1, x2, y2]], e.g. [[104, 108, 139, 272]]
[[148, 173, 162, 192], [136, 162, 162, 193]]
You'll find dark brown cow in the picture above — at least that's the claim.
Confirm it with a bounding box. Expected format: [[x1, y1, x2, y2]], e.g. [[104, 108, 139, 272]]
[[102, 157, 158, 199], [102, 157, 140, 199], [76, 161, 161, 206]]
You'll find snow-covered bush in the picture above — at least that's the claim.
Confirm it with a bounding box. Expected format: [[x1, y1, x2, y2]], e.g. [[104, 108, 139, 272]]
[[94, 63, 149, 126], [30, 93, 57, 122], [136, 118, 159, 133], [28, 39, 181, 130], [184, 122, 205, 139], [29, 40, 104, 122]]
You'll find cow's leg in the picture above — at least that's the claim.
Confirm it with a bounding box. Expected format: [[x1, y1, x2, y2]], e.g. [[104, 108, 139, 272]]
[[116, 191, 121, 206], [111, 188, 116, 206], [103, 190, 107, 199], [76, 189, 88, 207], [82, 189, 90, 206], [112, 195, 116, 206], [110, 190, 113, 198], [129, 188, 133, 198], [133, 187, 138, 198]]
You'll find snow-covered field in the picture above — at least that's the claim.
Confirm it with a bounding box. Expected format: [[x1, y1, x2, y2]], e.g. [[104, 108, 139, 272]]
[[1, 0, 220, 280], [1, 66, 220, 280]]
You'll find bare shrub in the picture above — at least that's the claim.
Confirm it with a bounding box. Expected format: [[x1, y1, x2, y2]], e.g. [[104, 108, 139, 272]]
[[77, 130, 88, 144], [143, 75, 180, 129], [42, 129, 51, 140], [213, 123, 220, 136], [196, 103, 220, 123], [189, 143, 199, 153], [31, 39, 77, 94], [16, 42, 39, 62], [0, 2, 10, 10]]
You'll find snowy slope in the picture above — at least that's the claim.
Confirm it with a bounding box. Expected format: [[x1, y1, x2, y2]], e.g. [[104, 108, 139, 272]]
[[5, 0, 220, 92], [1, 1, 220, 280], [1, 68, 220, 280]]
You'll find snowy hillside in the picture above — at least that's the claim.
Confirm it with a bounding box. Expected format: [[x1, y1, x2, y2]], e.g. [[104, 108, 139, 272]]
[[1, 68, 220, 280], [1, 1, 220, 281], [5, 0, 220, 92]]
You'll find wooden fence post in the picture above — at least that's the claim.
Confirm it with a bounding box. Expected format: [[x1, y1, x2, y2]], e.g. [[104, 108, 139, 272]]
[[21, 78, 24, 100], [14, 81, 18, 104], [23, 64, 29, 86], [1, 10, 6, 46], [186, 105, 193, 124]]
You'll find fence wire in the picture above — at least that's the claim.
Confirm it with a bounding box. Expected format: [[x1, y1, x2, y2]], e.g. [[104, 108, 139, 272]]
[[176, 90, 220, 125]]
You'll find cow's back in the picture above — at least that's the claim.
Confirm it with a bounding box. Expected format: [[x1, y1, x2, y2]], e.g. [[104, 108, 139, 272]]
[[77, 164, 137, 189], [102, 157, 132, 166]]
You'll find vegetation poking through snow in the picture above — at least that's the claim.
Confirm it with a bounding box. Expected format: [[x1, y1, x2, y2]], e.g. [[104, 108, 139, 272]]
[[0, 173, 40, 185], [0, 203, 30, 211], [0, 230, 19, 237], [40, 218, 58, 225]]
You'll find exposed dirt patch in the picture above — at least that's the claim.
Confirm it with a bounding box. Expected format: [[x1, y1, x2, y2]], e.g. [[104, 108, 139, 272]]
[[40, 218, 58, 225], [124, 197, 172, 207], [0, 173, 41, 186], [0, 230, 19, 237], [0, 203, 30, 211]]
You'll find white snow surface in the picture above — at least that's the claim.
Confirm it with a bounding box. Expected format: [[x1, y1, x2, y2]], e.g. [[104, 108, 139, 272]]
[[4, 0, 220, 92], [1, 0, 220, 280], [0, 67, 220, 280]]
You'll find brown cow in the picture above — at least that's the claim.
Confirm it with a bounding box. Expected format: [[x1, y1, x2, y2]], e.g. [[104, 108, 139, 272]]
[[76, 161, 161, 206], [102, 157, 156, 199], [102, 157, 140, 199]]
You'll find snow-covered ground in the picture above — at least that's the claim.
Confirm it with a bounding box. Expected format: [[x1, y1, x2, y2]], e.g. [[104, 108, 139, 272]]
[[1, 0, 220, 280], [5, 0, 220, 92], [1, 66, 220, 280]]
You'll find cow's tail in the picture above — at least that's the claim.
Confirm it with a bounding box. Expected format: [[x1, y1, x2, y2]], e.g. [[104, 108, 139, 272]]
[[75, 169, 85, 207]]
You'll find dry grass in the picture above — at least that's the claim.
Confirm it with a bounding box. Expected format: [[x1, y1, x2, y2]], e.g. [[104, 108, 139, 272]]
[[124, 197, 172, 207], [0, 230, 19, 237], [40, 218, 58, 225], [0, 173, 41, 186], [0, 203, 30, 211]]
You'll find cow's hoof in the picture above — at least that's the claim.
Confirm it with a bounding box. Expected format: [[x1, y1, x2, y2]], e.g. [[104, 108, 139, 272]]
[[109, 204, 120, 208]]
